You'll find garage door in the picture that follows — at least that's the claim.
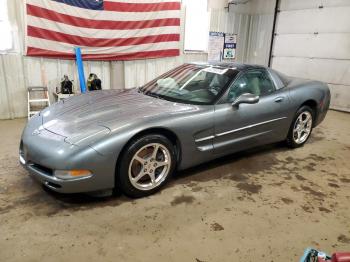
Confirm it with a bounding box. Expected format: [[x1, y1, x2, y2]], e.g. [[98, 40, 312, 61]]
[[271, 0, 350, 112]]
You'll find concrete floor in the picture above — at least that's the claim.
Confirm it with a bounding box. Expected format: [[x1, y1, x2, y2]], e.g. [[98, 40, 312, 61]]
[[0, 110, 349, 261]]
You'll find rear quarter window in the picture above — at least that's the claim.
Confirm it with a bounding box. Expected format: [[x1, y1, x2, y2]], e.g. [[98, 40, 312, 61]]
[[269, 69, 291, 88]]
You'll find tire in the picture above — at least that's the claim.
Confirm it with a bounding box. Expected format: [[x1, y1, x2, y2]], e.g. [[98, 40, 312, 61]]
[[286, 105, 314, 148], [117, 134, 176, 198]]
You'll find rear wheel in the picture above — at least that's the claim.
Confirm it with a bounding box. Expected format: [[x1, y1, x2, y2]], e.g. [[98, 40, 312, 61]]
[[117, 134, 176, 198], [286, 106, 314, 148]]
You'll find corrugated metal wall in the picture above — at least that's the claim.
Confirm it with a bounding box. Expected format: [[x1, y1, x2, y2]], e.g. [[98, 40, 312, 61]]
[[271, 0, 350, 112], [0, 0, 275, 119], [0, 55, 115, 119]]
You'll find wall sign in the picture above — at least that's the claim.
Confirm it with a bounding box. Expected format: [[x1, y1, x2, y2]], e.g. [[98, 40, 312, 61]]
[[223, 34, 237, 60], [208, 32, 237, 62], [208, 32, 225, 62]]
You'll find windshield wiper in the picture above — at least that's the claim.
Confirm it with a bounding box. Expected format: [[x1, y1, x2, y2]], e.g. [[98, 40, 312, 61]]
[[144, 91, 164, 100]]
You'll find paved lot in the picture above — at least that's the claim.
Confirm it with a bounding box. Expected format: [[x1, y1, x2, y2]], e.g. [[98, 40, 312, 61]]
[[0, 110, 349, 261]]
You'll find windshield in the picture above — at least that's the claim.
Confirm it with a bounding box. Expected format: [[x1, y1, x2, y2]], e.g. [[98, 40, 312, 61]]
[[139, 64, 237, 105]]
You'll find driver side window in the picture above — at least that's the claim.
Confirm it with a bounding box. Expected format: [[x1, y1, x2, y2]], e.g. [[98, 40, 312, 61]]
[[227, 69, 275, 102]]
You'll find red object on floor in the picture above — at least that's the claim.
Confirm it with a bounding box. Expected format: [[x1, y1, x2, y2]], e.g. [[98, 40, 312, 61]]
[[332, 253, 350, 262]]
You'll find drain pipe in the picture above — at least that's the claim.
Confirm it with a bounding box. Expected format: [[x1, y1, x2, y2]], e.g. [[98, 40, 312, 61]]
[[268, 0, 280, 67]]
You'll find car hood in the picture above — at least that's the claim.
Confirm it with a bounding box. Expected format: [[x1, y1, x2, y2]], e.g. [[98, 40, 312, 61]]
[[41, 89, 195, 145]]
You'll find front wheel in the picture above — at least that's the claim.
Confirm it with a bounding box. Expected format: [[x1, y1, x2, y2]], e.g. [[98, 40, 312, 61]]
[[117, 134, 176, 198], [286, 106, 314, 148]]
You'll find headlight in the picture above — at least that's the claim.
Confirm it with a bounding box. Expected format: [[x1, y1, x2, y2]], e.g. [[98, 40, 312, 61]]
[[54, 170, 92, 180]]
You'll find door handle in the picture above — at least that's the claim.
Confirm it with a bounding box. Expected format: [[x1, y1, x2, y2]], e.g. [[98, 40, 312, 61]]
[[274, 96, 284, 103]]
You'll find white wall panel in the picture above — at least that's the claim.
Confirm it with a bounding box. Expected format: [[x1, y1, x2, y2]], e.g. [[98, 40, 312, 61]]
[[276, 7, 350, 34], [250, 0, 276, 14], [232, 13, 251, 63], [279, 0, 350, 11], [274, 34, 350, 59], [235, 0, 275, 64], [273, 0, 350, 112], [246, 14, 274, 65], [322, 0, 350, 8], [272, 57, 350, 86], [25, 58, 42, 87], [328, 84, 350, 112], [272, 57, 350, 111], [0, 55, 27, 118], [0, 56, 12, 119], [110, 61, 125, 90]]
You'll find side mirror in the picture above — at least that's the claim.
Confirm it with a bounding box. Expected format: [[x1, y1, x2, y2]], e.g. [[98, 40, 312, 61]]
[[232, 93, 259, 107]]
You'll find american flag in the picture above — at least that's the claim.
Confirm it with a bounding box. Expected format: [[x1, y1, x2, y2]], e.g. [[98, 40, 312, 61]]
[[25, 0, 181, 60]]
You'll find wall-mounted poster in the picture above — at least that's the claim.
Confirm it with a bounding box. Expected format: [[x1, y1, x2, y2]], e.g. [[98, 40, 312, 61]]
[[208, 32, 225, 62], [223, 48, 235, 59], [223, 34, 237, 59]]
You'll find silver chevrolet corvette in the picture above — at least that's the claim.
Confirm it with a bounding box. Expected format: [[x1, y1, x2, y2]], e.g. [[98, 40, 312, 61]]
[[20, 63, 330, 197]]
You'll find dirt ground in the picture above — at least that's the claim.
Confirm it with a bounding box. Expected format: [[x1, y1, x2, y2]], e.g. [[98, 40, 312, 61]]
[[0, 110, 349, 262]]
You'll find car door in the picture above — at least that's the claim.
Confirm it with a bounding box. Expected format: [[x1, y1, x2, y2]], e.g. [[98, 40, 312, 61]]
[[213, 69, 290, 155]]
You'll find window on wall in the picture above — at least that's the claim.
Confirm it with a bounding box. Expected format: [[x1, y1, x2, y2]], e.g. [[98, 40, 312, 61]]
[[183, 0, 209, 52], [0, 0, 12, 52]]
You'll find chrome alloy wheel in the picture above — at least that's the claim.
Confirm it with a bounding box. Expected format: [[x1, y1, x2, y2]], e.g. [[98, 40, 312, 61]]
[[293, 111, 313, 144], [128, 143, 171, 191]]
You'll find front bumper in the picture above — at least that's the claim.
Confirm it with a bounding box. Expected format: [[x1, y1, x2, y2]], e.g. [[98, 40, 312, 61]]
[[20, 160, 96, 193], [19, 115, 117, 194]]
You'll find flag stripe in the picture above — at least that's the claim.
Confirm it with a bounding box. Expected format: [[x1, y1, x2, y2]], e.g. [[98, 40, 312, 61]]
[[51, 0, 180, 12], [51, 0, 103, 10], [26, 0, 181, 60], [28, 16, 180, 39], [29, 0, 180, 21], [104, 1, 180, 12], [28, 25, 180, 47], [27, 4, 180, 30], [27, 36, 180, 53], [27, 47, 180, 60], [107, 0, 180, 3]]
